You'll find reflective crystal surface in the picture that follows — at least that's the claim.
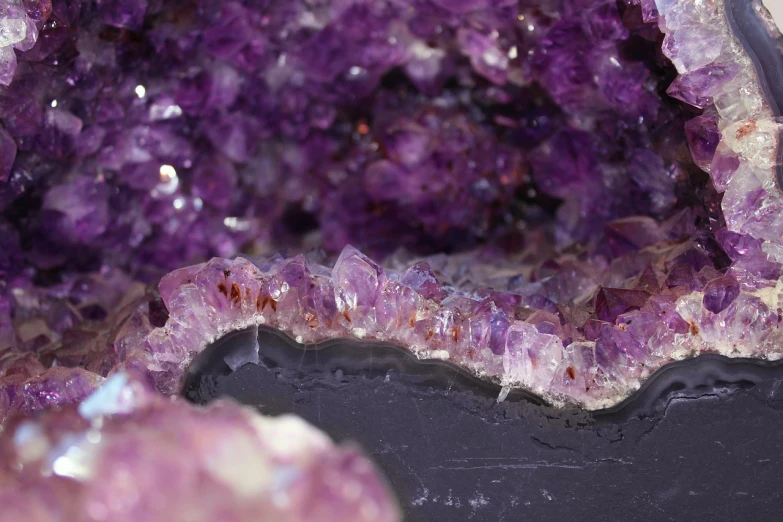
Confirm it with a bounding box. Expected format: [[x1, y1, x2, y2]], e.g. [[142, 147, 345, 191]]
[[1, 0, 783, 519]]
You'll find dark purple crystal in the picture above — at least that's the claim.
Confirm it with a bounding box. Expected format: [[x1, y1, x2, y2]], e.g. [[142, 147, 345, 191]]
[[703, 274, 741, 314]]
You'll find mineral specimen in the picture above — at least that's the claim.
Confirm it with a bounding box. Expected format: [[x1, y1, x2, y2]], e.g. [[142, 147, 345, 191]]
[[0, 372, 399, 522], [0, 0, 782, 518]]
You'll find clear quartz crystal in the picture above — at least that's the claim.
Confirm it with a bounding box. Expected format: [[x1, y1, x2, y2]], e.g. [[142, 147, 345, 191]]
[[0, 43, 15, 85], [0, 0, 39, 85], [0, 4, 27, 48]]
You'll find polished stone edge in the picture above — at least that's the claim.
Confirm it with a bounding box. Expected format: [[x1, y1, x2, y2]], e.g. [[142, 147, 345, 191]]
[[725, 0, 783, 187], [183, 326, 783, 421], [185, 339, 783, 521]]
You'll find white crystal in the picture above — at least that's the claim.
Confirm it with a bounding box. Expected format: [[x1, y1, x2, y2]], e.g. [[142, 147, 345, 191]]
[[502, 322, 562, 389], [12, 422, 49, 464], [51, 436, 98, 481], [722, 163, 783, 242], [654, 0, 682, 18], [738, 82, 768, 120], [660, 0, 719, 31], [0, 6, 27, 47], [0, 44, 16, 86], [247, 414, 331, 464], [714, 86, 754, 124], [761, 242, 783, 264], [721, 119, 782, 170], [223, 326, 260, 371], [151, 164, 179, 197], [149, 100, 183, 120], [202, 430, 273, 497], [45, 108, 84, 135], [663, 26, 723, 73], [677, 292, 781, 357], [78, 373, 141, 420], [405, 41, 445, 83], [12, 12, 36, 51]]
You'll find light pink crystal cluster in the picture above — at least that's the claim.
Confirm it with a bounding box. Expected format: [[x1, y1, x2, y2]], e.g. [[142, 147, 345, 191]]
[[0, 372, 400, 522]]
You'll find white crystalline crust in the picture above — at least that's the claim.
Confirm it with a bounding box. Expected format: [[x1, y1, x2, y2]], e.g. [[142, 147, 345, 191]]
[[655, 0, 783, 384], [0, 0, 38, 85], [112, 244, 783, 414]]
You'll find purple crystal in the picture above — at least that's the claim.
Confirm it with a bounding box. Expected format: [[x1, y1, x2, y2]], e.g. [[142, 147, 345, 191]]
[[399, 262, 447, 302], [96, 0, 147, 30], [43, 178, 110, 243], [429, 0, 491, 14], [667, 62, 740, 109], [456, 28, 509, 85], [702, 274, 741, 314], [23, 0, 52, 25], [0, 367, 103, 425], [595, 288, 651, 323], [0, 0, 781, 516], [191, 155, 238, 210], [684, 114, 721, 170], [0, 125, 16, 182]]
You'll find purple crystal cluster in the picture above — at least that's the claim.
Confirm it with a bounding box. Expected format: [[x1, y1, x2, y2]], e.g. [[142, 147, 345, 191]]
[[1, 0, 783, 518], [0, 0, 726, 272], [0, 0, 781, 407]]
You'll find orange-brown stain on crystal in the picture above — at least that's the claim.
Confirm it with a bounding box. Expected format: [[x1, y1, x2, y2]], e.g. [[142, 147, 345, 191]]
[[230, 283, 241, 304], [256, 293, 277, 312], [689, 321, 699, 335], [566, 366, 576, 380], [305, 312, 319, 329], [217, 282, 228, 297], [735, 119, 757, 140]]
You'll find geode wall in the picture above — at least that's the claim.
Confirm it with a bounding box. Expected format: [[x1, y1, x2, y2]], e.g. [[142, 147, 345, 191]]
[[1, 0, 783, 520]]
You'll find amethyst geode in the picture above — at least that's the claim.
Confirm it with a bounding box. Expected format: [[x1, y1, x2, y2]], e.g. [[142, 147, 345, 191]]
[[0, 372, 399, 522], [1, 0, 783, 519]]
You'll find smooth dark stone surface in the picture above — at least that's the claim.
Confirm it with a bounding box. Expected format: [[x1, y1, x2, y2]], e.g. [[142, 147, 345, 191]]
[[725, 0, 783, 188], [184, 327, 783, 521]]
